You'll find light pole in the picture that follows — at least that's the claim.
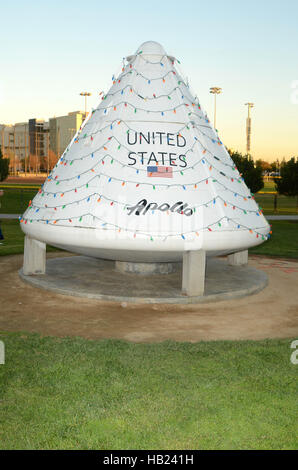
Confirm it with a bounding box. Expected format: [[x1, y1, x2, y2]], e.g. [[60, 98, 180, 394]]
[[209, 87, 222, 129], [80, 92, 92, 116], [245, 102, 254, 156]]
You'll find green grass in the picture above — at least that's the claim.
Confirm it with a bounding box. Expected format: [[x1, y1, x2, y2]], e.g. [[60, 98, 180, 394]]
[[1, 219, 297, 259], [0, 219, 25, 256], [261, 180, 276, 193], [0, 333, 296, 450], [254, 180, 298, 214], [0, 187, 37, 214], [254, 193, 298, 215], [0, 219, 60, 256], [249, 221, 298, 259]]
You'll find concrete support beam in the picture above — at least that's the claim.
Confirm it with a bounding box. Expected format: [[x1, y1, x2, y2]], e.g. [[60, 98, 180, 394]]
[[182, 250, 206, 296], [23, 236, 46, 275], [228, 249, 248, 266]]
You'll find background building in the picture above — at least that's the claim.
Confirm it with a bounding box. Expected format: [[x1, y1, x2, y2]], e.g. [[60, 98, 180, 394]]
[[49, 111, 85, 158], [0, 124, 12, 155], [0, 122, 29, 173], [28, 119, 49, 173], [28, 119, 48, 158], [14, 122, 29, 160], [0, 110, 86, 175]]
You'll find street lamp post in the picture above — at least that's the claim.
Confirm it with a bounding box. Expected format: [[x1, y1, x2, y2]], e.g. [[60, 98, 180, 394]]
[[209, 87, 222, 129], [245, 102, 254, 156], [80, 92, 92, 116]]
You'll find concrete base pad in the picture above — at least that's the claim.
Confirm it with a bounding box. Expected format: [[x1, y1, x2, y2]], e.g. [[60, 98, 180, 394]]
[[19, 256, 268, 304]]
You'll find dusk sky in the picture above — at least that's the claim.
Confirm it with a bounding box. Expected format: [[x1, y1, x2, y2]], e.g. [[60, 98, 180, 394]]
[[1, 0, 297, 162]]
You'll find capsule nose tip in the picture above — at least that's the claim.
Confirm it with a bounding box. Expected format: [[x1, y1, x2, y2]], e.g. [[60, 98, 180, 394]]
[[136, 40, 166, 56]]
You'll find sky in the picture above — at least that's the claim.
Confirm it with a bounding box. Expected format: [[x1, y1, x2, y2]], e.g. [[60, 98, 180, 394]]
[[0, 0, 297, 162]]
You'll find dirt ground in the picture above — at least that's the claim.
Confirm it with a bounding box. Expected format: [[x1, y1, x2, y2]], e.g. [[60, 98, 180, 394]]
[[0, 253, 297, 343]]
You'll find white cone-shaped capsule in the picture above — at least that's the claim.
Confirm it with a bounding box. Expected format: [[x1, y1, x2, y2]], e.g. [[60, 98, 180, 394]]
[[21, 41, 270, 262]]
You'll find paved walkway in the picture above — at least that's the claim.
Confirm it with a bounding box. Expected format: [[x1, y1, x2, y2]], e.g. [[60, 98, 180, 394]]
[[265, 215, 298, 220], [0, 214, 21, 219]]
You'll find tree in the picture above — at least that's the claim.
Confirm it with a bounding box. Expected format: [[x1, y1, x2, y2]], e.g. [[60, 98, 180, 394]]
[[255, 159, 271, 173], [228, 149, 264, 193], [29, 154, 40, 174], [6, 149, 20, 174], [48, 149, 58, 171], [270, 159, 280, 173], [0, 146, 9, 182], [275, 157, 298, 207]]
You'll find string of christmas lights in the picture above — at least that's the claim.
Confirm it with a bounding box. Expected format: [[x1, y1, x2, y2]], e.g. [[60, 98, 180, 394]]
[[136, 53, 179, 65], [99, 83, 198, 104], [52, 139, 238, 183], [41, 169, 254, 203], [111, 63, 186, 85], [45, 121, 252, 207], [29, 191, 262, 217], [58, 120, 235, 176], [41, 125, 255, 207], [102, 59, 199, 104], [20, 213, 269, 241], [94, 101, 205, 124]]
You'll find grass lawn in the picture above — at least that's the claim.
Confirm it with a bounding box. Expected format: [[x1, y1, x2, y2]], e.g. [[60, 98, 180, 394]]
[[249, 221, 298, 259], [254, 193, 298, 215], [0, 219, 59, 256], [0, 219, 297, 259], [261, 180, 276, 193], [0, 187, 38, 215], [0, 333, 296, 450], [253, 180, 298, 214]]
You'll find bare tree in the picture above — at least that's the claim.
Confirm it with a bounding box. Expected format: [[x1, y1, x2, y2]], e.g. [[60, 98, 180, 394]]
[[48, 149, 58, 170]]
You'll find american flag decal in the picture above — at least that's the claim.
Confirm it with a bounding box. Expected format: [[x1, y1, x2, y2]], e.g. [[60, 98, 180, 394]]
[[147, 166, 173, 178]]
